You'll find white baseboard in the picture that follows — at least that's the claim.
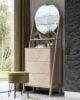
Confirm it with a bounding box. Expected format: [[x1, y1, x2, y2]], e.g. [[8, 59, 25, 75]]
[[65, 91, 80, 98]]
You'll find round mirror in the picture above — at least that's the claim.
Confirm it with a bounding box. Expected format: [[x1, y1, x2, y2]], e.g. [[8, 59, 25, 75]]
[[35, 5, 60, 34]]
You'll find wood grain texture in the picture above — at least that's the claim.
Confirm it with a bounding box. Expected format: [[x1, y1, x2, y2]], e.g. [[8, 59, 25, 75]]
[[25, 62, 50, 74], [25, 48, 61, 88], [25, 48, 50, 61], [26, 74, 50, 88], [25, 48, 51, 88]]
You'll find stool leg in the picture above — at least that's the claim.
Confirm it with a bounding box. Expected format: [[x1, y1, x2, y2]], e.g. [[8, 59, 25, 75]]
[[21, 83, 25, 96], [10, 84, 13, 91], [26, 84, 29, 98], [8, 83, 13, 97], [23, 83, 25, 93], [21, 89, 23, 96], [21, 84, 23, 96], [14, 83, 16, 99], [8, 83, 10, 97]]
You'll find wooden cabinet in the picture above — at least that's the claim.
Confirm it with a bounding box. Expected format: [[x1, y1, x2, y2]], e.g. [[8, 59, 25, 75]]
[[25, 15, 63, 95], [25, 48, 62, 88]]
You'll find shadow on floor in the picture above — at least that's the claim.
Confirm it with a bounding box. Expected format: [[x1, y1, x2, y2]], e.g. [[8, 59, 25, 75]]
[[25, 86, 64, 97]]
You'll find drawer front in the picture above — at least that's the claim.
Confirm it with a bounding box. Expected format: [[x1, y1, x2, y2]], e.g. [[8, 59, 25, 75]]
[[27, 74, 50, 88], [25, 48, 50, 61], [25, 62, 50, 74]]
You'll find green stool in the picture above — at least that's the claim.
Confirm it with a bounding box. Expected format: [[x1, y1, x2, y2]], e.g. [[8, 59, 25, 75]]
[[8, 72, 29, 98]]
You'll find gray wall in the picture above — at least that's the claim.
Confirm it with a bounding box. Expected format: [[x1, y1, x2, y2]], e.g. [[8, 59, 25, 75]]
[[30, 0, 64, 27], [65, 0, 80, 92]]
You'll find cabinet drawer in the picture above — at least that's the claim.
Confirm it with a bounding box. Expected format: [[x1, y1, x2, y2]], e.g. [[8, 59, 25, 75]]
[[25, 48, 50, 61], [25, 62, 50, 74], [27, 74, 50, 88]]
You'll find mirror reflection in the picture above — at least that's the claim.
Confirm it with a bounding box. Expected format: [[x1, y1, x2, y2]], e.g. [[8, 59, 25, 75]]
[[35, 5, 60, 34]]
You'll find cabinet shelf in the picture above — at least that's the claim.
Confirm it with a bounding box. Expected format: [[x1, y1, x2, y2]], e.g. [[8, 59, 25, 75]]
[[30, 38, 55, 41]]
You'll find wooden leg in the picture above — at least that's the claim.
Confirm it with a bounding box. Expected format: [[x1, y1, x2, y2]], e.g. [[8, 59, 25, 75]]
[[14, 83, 16, 99], [49, 88, 53, 96]]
